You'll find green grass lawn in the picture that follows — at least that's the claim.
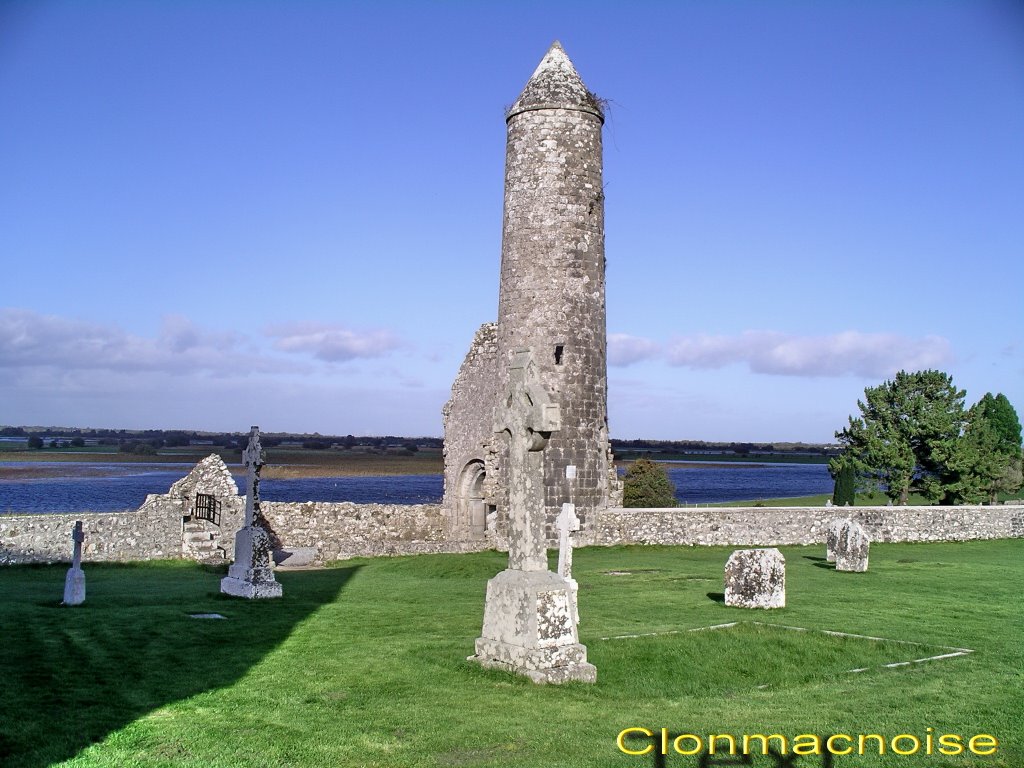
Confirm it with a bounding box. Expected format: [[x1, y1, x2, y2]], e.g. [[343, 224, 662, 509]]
[[1, 541, 1020, 767]]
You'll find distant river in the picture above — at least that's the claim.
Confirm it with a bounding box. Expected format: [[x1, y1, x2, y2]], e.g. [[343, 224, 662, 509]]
[[0, 461, 832, 514]]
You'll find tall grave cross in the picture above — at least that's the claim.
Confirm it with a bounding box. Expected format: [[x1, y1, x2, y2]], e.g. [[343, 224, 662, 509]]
[[242, 425, 265, 528], [493, 349, 561, 572], [63, 520, 86, 606], [220, 425, 282, 599], [471, 349, 596, 683], [556, 501, 581, 624]]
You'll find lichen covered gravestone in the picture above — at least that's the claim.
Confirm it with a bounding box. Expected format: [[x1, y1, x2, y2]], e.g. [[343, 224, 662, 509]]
[[62, 521, 86, 606], [220, 426, 283, 599], [825, 518, 850, 563], [834, 520, 870, 572], [724, 548, 786, 609]]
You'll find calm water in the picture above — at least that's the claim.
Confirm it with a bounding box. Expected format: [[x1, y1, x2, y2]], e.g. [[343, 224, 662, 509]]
[[661, 462, 833, 504], [0, 461, 832, 514]]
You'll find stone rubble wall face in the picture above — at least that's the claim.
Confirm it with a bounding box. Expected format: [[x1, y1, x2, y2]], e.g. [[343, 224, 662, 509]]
[[441, 322, 500, 533], [592, 505, 1024, 547], [0, 498, 181, 565], [259, 502, 489, 563], [4, 499, 1021, 565]]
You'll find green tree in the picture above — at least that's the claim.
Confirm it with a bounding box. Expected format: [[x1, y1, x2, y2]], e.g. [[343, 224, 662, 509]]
[[27, 435, 43, 449], [622, 457, 677, 507], [947, 393, 1023, 503], [830, 456, 856, 506], [981, 393, 1023, 456], [835, 370, 965, 504]]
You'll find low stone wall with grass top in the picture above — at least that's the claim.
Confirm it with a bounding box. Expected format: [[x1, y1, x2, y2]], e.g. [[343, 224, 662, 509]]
[[592, 504, 1024, 547]]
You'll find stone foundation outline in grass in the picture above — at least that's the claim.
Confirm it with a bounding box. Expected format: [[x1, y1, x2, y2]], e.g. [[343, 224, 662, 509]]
[[597, 620, 975, 681]]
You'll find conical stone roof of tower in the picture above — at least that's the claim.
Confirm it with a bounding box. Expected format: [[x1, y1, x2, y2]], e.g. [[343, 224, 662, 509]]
[[506, 41, 604, 123]]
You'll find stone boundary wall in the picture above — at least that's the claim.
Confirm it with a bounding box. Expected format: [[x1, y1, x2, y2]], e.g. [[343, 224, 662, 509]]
[[4, 499, 1022, 566], [0, 497, 182, 565], [592, 505, 1024, 547], [260, 502, 489, 563]]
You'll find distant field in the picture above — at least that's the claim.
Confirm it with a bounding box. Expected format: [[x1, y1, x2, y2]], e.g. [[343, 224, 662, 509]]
[[0, 447, 444, 479], [614, 451, 830, 464]]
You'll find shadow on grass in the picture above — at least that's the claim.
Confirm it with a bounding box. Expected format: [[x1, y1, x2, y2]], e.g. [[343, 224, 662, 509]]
[[706, 591, 725, 603], [803, 555, 827, 562], [0, 561, 359, 768], [812, 561, 837, 570]]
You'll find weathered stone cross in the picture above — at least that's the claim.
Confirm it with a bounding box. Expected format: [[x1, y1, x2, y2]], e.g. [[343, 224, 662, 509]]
[[493, 349, 560, 571], [71, 520, 85, 568], [220, 425, 282, 599], [63, 520, 87, 606], [556, 501, 581, 624], [242, 425, 264, 527], [555, 502, 579, 580]]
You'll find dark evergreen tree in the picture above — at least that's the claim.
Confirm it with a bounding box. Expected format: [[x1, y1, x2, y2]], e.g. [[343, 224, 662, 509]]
[[947, 393, 1024, 503], [831, 458, 856, 506]]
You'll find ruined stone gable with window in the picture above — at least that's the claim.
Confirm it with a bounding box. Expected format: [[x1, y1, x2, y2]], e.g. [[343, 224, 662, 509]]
[[442, 42, 622, 545]]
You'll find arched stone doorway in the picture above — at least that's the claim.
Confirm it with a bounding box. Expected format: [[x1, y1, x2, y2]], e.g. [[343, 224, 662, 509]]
[[457, 459, 489, 539]]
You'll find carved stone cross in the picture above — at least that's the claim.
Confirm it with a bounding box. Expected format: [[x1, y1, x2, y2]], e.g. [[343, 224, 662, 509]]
[[242, 426, 265, 527], [63, 520, 87, 606], [71, 520, 85, 568], [493, 349, 560, 572], [555, 502, 579, 580]]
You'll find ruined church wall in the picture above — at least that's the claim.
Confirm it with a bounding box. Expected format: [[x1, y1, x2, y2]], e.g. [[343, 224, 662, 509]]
[[592, 505, 1024, 547], [441, 322, 501, 532]]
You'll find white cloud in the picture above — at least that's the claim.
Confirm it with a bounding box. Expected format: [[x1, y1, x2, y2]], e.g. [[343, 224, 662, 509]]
[[608, 333, 661, 367], [0, 309, 285, 375], [266, 322, 403, 362], [665, 330, 952, 378]]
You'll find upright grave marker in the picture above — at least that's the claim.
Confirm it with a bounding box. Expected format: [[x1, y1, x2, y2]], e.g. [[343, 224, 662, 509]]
[[470, 350, 596, 683], [724, 548, 786, 609], [220, 426, 283, 599], [835, 519, 870, 572], [62, 520, 86, 606], [556, 500, 581, 625], [825, 518, 849, 563]]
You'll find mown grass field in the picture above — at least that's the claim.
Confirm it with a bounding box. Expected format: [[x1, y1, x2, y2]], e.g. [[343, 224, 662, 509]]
[[2, 540, 1020, 767]]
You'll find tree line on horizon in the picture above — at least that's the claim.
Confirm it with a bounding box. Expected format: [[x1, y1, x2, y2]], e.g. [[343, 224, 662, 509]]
[[2, 426, 838, 455]]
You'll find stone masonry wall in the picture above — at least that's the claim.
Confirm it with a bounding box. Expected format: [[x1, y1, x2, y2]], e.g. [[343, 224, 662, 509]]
[[441, 322, 500, 536], [592, 505, 1024, 547], [0, 500, 181, 565], [4, 494, 1021, 566], [260, 502, 487, 563]]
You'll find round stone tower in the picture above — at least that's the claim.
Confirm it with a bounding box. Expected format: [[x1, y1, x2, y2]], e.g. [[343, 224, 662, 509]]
[[495, 41, 617, 531]]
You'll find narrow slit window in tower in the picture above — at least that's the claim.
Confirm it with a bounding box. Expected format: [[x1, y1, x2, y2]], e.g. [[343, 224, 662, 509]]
[[554, 345, 564, 365]]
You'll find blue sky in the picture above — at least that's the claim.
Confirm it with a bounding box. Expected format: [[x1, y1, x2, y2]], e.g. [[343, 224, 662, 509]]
[[1, 1, 1021, 441]]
